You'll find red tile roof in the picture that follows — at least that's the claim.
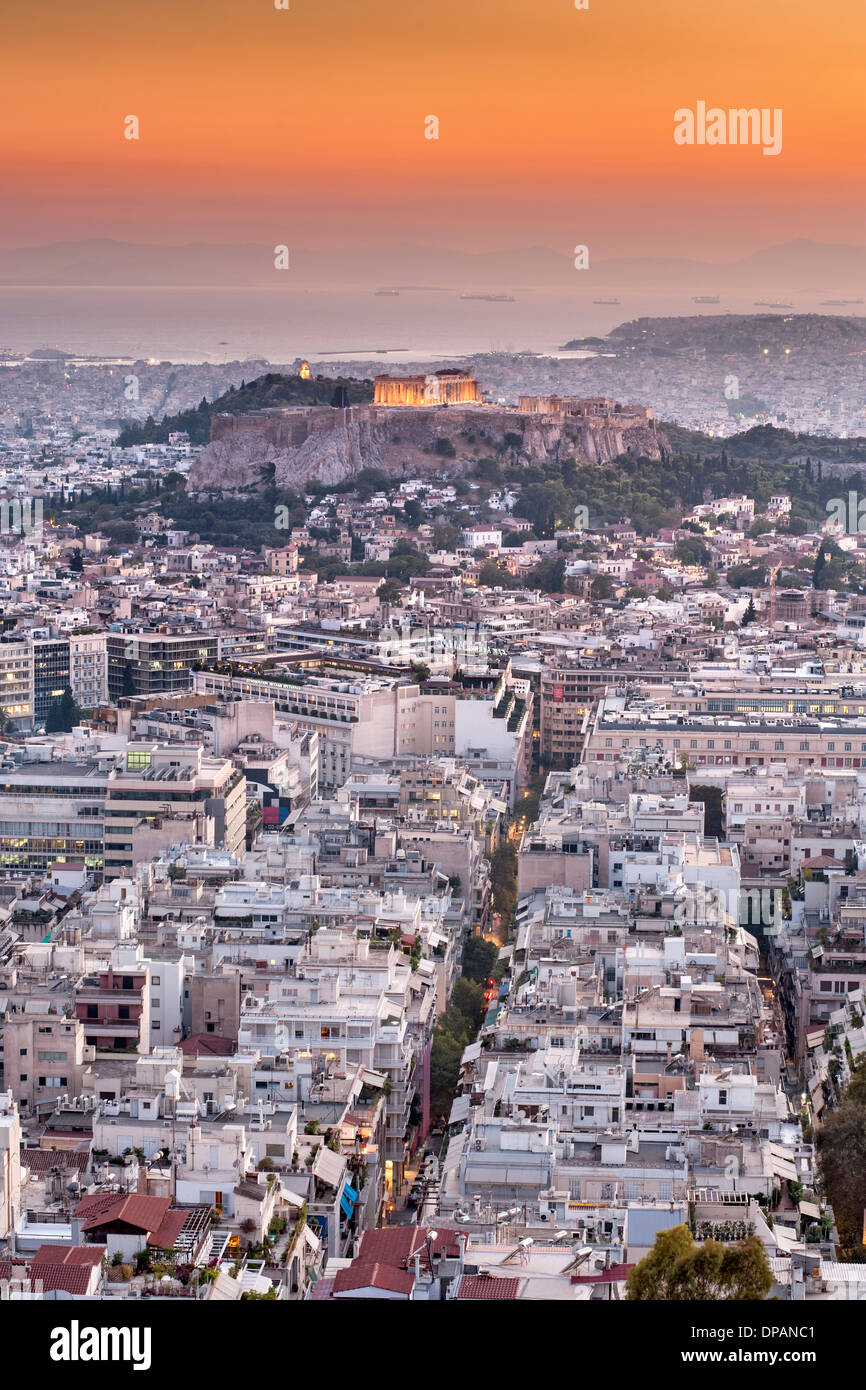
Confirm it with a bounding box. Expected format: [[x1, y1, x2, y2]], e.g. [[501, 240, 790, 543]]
[[357, 1225, 427, 1268], [356, 1223, 460, 1270], [178, 1033, 236, 1057], [149, 1209, 189, 1250], [32, 1243, 104, 1268], [457, 1275, 520, 1300], [22, 1149, 89, 1175], [571, 1262, 634, 1284], [74, 1192, 173, 1234], [332, 1262, 415, 1298], [8, 1245, 106, 1297]]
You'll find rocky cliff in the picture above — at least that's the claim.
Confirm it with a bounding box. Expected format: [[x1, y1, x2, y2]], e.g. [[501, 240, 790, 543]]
[[188, 404, 667, 494]]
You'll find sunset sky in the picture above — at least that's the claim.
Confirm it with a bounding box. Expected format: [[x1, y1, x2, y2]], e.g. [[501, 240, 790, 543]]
[[2, 0, 864, 260]]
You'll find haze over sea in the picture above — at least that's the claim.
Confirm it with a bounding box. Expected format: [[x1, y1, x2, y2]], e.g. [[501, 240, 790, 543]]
[[1, 284, 853, 365]]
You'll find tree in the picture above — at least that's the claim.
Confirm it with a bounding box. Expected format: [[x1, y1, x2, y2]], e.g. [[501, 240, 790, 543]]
[[590, 574, 613, 600], [452, 977, 484, 1026], [675, 537, 711, 568], [818, 1062, 866, 1255], [69, 549, 84, 573], [488, 839, 518, 923], [462, 935, 499, 985], [377, 579, 404, 606], [626, 1225, 772, 1301], [403, 498, 423, 527], [45, 685, 82, 734], [409, 661, 430, 684], [529, 554, 566, 593], [741, 596, 756, 626], [478, 560, 516, 589]]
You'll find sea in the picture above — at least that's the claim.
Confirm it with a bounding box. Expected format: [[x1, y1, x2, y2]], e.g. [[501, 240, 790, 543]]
[[0, 284, 853, 365]]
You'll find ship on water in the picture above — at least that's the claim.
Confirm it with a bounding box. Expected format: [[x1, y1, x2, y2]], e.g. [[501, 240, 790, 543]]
[[374, 288, 400, 296], [593, 297, 621, 305], [693, 295, 720, 304], [820, 298, 863, 306], [459, 293, 516, 302], [754, 300, 793, 309]]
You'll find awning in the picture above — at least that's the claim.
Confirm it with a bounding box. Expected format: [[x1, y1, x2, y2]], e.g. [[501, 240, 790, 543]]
[[278, 1185, 306, 1208], [340, 1192, 354, 1218], [360, 1067, 387, 1089], [461, 1041, 482, 1066], [799, 1201, 821, 1220], [806, 1030, 825, 1049], [344, 1183, 358, 1202], [769, 1155, 798, 1182], [448, 1094, 471, 1126], [443, 1135, 466, 1173], [312, 1146, 347, 1189]]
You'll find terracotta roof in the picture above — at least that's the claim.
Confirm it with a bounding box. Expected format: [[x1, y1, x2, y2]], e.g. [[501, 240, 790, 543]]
[[178, 1033, 236, 1057], [74, 1192, 172, 1234], [12, 1244, 105, 1296], [148, 1209, 188, 1250], [456, 1274, 520, 1300], [357, 1225, 427, 1268], [332, 1262, 415, 1298], [22, 1149, 88, 1175], [32, 1243, 104, 1268], [310, 1275, 336, 1300], [571, 1262, 634, 1284]]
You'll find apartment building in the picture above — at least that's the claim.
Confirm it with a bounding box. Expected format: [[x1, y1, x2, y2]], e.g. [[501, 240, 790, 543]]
[[107, 631, 220, 699], [0, 635, 33, 729], [74, 945, 151, 1054], [0, 758, 107, 874], [102, 743, 246, 879], [1, 1009, 89, 1114]]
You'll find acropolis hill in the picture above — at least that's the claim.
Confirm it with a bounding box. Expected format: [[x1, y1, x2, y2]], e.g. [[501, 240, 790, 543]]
[[188, 376, 666, 494]]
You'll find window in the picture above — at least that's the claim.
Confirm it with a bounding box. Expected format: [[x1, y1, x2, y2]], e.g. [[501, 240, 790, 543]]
[[152, 975, 161, 986]]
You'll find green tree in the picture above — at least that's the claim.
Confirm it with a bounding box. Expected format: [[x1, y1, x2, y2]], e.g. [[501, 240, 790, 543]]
[[462, 935, 499, 985], [529, 554, 566, 593], [452, 977, 484, 1026], [741, 596, 757, 626], [68, 548, 84, 573], [478, 560, 516, 589], [45, 685, 82, 734], [626, 1225, 772, 1301]]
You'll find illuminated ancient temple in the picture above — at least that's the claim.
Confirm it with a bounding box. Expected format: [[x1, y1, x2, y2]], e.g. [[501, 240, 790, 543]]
[[374, 368, 481, 406]]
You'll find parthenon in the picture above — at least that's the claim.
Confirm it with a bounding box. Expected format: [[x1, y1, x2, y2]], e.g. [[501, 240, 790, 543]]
[[374, 368, 481, 406]]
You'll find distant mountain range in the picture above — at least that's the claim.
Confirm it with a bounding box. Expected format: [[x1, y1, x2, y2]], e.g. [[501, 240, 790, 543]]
[[0, 238, 864, 290]]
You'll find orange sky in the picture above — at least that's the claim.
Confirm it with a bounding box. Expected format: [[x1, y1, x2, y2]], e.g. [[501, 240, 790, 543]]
[[1, 0, 864, 257]]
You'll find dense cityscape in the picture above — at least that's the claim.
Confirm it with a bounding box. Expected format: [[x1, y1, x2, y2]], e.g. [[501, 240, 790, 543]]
[[2, 0, 865, 1363], [0, 328, 864, 1322]]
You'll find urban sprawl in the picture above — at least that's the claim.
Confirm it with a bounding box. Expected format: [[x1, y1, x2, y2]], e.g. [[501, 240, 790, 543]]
[[2, 327, 866, 1305]]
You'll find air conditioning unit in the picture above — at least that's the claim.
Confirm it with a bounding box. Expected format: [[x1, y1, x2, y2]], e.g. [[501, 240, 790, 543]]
[[474, 1139, 483, 1151]]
